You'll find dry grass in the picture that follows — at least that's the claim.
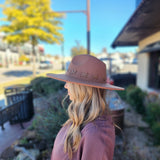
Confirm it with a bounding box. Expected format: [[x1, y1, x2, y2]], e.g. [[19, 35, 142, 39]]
[[0, 70, 65, 95]]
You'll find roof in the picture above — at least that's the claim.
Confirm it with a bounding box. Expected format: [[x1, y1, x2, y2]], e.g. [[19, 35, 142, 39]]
[[138, 41, 160, 53], [112, 0, 160, 48]]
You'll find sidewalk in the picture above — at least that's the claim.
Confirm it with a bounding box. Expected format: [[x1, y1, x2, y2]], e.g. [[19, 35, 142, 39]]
[[0, 119, 33, 155]]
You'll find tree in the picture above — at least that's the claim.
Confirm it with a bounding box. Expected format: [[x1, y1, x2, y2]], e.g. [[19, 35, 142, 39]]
[[71, 41, 95, 57], [71, 41, 86, 57], [19, 54, 30, 64], [0, 0, 64, 77]]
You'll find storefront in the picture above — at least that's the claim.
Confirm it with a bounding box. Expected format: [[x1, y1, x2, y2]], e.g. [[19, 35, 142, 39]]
[[112, 0, 160, 91]]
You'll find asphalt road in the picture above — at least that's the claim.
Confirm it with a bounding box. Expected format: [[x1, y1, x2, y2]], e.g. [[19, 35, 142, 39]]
[[0, 65, 54, 83]]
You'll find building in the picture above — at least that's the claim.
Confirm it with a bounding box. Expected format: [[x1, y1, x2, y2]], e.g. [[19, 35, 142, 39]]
[[0, 33, 45, 67], [0, 33, 19, 67], [96, 51, 108, 59], [112, 0, 160, 91], [22, 43, 45, 64]]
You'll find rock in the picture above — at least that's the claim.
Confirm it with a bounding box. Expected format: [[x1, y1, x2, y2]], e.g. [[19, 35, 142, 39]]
[[14, 146, 40, 160], [124, 103, 149, 128], [14, 152, 29, 160]]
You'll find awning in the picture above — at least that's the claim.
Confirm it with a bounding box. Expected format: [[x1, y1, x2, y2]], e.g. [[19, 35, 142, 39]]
[[112, 0, 160, 48], [138, 41, 160, 53]]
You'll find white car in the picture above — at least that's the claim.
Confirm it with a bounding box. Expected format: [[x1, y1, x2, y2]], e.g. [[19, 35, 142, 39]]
[[39, 61, 53, 69]]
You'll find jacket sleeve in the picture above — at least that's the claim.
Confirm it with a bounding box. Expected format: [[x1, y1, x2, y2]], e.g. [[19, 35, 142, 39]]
[[78, 125, 115, 160]]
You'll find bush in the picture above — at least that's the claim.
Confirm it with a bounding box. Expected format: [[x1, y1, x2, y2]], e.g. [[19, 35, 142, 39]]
[[152, 122, 160, 145], [31, 77, 65, 96], [126, 84, 136, 93], [116, 90, 127, 100], [144, 92, 160, 107], [116, 85, 137, 101], [145, 103, 160, 125], [126, 86, 146, 114], [32, 92, 69, 148]]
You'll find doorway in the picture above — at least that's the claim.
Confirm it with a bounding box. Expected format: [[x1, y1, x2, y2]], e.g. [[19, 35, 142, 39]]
[[149, 51, 160, 89]]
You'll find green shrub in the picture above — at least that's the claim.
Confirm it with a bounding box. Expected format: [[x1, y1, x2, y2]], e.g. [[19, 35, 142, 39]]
[[32, 92, 69, 148], [31, 77, 65, 96], [145, 103, 160, 125], [19, 137, 28, 145], [126, 84, 136, 93], [144, 92, 159, 105], [126, 86, 146, 114], [116, 90, 127, 100], [152, 122, 160, 145]]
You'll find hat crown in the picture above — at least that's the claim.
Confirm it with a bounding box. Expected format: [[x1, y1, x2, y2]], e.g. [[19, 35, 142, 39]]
[[67, 54, 107, 83]]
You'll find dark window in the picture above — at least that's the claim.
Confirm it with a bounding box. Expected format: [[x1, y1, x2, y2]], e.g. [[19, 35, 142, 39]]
[[149, 51, 160, 89]]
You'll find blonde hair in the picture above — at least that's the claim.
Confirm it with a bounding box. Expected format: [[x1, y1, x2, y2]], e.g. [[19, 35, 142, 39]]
[[63, 83, 110, 159]]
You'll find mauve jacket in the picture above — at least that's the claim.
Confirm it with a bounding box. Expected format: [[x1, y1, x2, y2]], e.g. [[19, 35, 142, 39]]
[[51, 116, 115, 160]]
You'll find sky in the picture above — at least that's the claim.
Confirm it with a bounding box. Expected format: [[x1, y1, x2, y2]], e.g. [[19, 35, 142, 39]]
[[0, 0, 137, 56]]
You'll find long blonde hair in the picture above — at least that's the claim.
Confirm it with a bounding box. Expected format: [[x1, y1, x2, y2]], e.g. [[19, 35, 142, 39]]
[[63, 83, 110, 159]]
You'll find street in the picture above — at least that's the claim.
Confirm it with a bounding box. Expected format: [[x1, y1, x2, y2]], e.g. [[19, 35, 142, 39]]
[[0, 65, 56, 83]]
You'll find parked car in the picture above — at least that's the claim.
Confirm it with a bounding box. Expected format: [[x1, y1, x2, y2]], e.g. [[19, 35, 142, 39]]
[[132, 58, 138, 64], [39, 61, 53, 69]]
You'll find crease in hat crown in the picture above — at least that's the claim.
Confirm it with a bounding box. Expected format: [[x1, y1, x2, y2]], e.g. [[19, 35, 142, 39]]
[[46, 54, 124, 90], [66, 54, 107, 83]]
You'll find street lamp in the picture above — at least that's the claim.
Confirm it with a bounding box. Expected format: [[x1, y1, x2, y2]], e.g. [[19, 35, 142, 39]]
[[55, 0, 90, 55]]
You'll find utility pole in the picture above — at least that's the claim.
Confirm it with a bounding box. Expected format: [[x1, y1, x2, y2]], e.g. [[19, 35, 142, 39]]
[[87, 0, 90, 55], [55, 0, 90, 55]]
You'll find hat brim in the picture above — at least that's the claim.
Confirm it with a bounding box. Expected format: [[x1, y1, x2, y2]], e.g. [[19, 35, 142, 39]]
[[47, 73, 124, 90]]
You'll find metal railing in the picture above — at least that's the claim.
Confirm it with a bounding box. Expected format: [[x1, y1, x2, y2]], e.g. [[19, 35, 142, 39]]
[[0, 100, 24, 130]]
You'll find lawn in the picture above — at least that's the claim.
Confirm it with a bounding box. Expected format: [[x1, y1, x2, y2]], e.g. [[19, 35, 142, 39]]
[[0, 70, 65, 95]]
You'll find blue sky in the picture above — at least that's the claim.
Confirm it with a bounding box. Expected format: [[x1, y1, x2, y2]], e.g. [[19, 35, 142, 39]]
[[0, 0, 137, 56]]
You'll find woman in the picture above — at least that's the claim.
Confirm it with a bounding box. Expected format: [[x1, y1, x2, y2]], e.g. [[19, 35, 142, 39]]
[[47, 54, 124, 160]]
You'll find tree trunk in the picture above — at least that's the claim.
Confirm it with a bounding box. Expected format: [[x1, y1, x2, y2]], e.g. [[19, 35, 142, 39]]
[[32, 36, 36, 78]]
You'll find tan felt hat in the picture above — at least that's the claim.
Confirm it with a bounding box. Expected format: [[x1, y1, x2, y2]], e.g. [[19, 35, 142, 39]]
[[47, 54, 124, 90]]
